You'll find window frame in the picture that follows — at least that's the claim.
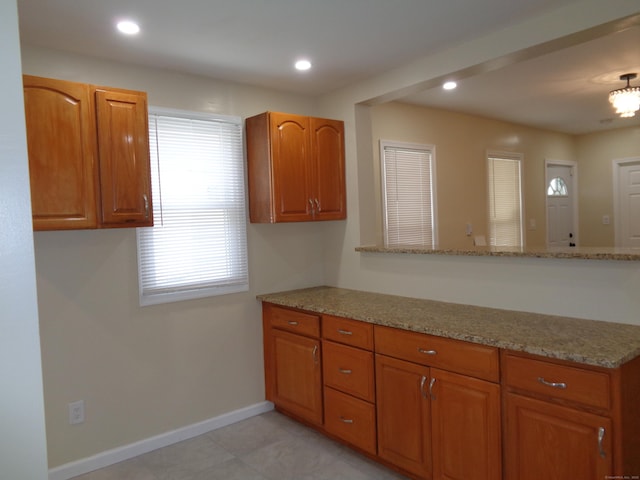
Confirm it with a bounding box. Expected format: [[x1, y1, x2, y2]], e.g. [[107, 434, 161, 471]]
[[380, 140, 438, 248], [136, 106, 249, 306], [486, 150, 524, 248]]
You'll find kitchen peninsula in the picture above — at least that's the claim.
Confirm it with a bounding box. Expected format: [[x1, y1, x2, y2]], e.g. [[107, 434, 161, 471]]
[[259, 286, 640, 480]]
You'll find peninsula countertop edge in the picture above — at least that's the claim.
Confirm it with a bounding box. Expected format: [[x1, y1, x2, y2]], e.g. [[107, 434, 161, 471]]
[[257, 286, 640, 369]]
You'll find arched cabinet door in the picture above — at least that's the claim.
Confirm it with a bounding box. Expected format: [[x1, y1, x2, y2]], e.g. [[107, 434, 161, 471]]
[[23, 75, 98, 230]]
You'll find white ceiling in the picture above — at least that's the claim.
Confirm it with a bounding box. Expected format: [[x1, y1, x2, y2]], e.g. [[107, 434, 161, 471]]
[[16, 0, 640, 134]]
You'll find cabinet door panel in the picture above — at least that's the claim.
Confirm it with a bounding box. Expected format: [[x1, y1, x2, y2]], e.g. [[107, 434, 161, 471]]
[[431, 368, 501, 480], [375, 354, 431, 479], [505, 393, 612, 480], [23, 76, 98, 230], [311, 118, 346, 220], [269, 113, 312, 221], [95, 89, 152, 226], [272, 329, 323, 425]]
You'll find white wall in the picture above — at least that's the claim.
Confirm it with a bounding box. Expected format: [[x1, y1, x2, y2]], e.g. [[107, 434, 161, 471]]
[[0, 1, 49, 479], [21, 46, 329, 468]]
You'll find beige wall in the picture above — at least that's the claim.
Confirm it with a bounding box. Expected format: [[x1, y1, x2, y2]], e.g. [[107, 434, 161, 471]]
[[577, 126, 640, 246], [370, 102, 575, 248], [22, 46, 328, 468]]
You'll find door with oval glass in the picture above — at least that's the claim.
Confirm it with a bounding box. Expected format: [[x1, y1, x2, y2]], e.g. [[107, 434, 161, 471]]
[[546, 160, 577, 247]]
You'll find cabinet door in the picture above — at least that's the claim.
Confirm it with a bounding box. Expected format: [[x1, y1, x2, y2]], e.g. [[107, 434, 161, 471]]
[[431, 368, 501, 480], [95, 88, 152, 226], [269, 112, 312, 221], [375, 354, 431, 479], [23, 75, 98, 230], [271, 329, 323, 425], [505, 393, 612, 480], [310, 117, 346, 220]]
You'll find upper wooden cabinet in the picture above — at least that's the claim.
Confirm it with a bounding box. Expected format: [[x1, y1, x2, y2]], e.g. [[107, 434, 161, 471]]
[[23, 75, 153, 230], [245, 111, 346, 223]]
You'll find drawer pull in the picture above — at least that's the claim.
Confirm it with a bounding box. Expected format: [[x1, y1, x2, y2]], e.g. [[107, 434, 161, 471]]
[[537, 377, 567, 389], [418, 348, 437, 355], [338, 368, 353, 375], [598, 427, 606, 458], [339, 416, 354, 424], [337, 329, 353, 336], [287, 321, 299, 326]]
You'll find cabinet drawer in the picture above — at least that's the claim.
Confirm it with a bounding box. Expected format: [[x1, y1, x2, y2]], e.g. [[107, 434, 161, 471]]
[[322, 315, 373, 350], [503, 353, 611, 410], [265, 303, 320, 338], [324, 387, 376, 455], [323, 341, 375, 402], [374, 325, 499, 382]]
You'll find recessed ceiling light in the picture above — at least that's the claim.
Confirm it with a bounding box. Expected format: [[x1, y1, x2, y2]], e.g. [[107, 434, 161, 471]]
[[295, 59, 312, 71], [117, 20, 140, 35], [443, 81, 457, 90]]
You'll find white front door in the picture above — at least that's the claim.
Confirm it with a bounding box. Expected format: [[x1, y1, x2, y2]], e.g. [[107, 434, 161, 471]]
[[546, 161, 577, 247], [615, 159, 640, 248]]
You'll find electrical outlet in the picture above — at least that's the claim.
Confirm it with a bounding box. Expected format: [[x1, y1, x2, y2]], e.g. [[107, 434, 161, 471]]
[[68, 400, 85, 425]]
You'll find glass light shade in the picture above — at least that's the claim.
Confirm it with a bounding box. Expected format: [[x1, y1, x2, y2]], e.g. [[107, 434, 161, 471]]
[[609, 86, 640, 118]]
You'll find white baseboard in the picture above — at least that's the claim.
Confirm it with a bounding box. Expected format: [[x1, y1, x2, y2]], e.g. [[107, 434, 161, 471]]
[[48, 401, 274, 480]]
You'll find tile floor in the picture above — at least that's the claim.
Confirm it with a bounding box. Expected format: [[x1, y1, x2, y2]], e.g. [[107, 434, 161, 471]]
[[71, 410, 408, 480]]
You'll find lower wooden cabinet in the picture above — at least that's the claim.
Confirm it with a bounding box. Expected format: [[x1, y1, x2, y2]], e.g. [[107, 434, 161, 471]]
[[375, 354, 432, 479], [262, 302, 640, 480], [263, 304, 323, 426], [431, 368, 501, 480], [504, 393, 612, 480]]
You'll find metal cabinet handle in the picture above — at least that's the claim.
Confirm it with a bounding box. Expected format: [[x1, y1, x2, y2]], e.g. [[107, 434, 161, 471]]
[[338, 368, 352, 374], [143, 193, 149, 219], [598, 427, 606, 458], [420, 375, 428, 399], [337, 329, 353, 336], [312, 345, 319, 364], [537, 377, 567, 389], [429, 377, 436, 400], [418, 348, 437, 355], [287, 321, 299, 326], [339, 416, 354, 424], [314, 198, 320, 212], [308, 198, 314, 216]]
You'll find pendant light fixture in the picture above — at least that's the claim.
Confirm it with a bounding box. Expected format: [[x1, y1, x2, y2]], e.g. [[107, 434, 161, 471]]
[[609, 73, 640, 118]]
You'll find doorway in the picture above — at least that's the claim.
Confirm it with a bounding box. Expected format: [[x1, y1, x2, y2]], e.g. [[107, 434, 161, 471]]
[[613, 157, 640, 248], [545, 160, 578, 247]]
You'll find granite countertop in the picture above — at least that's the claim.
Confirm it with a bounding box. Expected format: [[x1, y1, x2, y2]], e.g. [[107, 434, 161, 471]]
[[355, 245, 640, 261], [257, 286, 640, 369]]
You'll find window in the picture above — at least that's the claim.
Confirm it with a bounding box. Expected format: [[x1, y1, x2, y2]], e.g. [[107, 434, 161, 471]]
[[380, 140, 437, 247], [137, 108, 248, 306], [487, 152, 523, 247], [547, 176, 568, 196]]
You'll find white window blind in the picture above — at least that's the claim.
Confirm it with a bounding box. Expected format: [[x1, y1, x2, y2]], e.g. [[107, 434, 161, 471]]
[[487, 153, 523, 247], [381, 141, 436, 247], [137, 108, 248, 306]]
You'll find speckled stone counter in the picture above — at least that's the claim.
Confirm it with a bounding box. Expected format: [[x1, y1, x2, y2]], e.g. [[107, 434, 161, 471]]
[[257, 286, 640, 369], [355, 245, 640, 261]]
